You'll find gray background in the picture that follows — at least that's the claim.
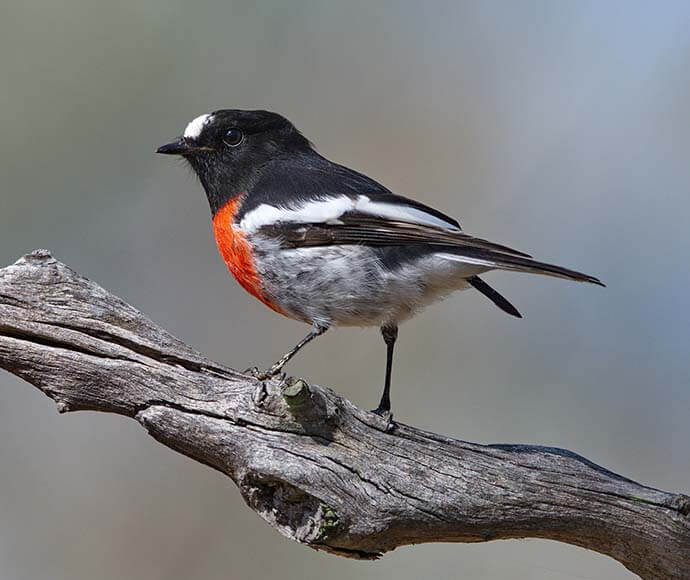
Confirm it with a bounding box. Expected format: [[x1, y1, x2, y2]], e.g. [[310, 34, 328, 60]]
[[1, 1, 688, 579]]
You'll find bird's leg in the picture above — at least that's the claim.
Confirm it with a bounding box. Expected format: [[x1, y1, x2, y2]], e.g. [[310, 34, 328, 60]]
[[255, 324, 328, 380], [372, 324, 398, 422]]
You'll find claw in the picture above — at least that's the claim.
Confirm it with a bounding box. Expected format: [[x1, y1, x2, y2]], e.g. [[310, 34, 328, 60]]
[[244, 365, 282, 381], [243, 366, 262, 377], [370, 407, 396, 432], [253, 366, 284, 382]]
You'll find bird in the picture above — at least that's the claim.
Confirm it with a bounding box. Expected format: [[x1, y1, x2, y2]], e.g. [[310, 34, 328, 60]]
[[157, 109, 603, 419]]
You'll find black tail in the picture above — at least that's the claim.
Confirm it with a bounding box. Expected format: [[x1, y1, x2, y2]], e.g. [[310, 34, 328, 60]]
[[468, 276, 522, 318], [441, 247, 605, 287]]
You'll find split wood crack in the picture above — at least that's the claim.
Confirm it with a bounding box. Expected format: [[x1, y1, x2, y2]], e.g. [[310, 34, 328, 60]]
[[0, 250, 688, 579]]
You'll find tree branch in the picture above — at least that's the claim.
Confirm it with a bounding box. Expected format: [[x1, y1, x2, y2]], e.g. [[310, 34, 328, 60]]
[[0, 250, 688, 579]]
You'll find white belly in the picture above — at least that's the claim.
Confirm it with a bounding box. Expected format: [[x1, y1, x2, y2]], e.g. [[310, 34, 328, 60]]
[[250, 237, 487, 327]]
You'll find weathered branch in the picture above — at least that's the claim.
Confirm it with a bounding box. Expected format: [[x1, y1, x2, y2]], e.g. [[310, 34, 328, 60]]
[[0, 250, 688, 579]]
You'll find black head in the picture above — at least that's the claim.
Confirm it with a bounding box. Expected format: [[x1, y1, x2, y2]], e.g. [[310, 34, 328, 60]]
[[157, 109, 313, 213]]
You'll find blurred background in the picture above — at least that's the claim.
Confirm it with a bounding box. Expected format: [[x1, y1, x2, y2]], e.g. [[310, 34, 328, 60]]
[[1, 1, 689, 579]]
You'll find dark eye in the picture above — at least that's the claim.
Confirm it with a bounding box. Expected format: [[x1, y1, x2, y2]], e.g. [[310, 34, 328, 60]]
[[223, 128, 243, 147]]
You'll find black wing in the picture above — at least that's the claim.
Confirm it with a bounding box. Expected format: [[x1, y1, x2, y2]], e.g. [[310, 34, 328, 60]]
[[246, 156, 603, 286], [260, 212, 532, 257], [258, 213, 603, 286]]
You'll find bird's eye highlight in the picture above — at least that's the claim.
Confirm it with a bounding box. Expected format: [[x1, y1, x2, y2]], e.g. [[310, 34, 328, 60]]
[[223, 128, 243, 147]]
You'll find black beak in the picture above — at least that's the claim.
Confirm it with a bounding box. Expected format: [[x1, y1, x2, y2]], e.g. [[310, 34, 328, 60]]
[[156, 137, 190, 155]]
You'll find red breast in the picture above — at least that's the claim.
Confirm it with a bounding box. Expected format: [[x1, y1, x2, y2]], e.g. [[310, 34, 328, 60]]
[[212, 196, 285, 315]]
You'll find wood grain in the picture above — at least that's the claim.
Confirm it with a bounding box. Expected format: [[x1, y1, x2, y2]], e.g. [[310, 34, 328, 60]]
[[1, 250, 688, 579]]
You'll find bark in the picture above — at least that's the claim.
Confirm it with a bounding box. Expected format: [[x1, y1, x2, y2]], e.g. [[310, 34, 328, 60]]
[[0, 250, 688, 579]]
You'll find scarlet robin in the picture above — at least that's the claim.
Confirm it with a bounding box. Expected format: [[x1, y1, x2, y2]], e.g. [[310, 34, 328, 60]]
[[157, 109, 603, 418]]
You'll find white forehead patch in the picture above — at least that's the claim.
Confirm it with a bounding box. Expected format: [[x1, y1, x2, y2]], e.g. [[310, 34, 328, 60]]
[[183, 113, 212, 139]]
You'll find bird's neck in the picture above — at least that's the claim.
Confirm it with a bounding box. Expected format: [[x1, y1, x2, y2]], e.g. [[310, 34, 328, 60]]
[[188, 158, 262, 216]]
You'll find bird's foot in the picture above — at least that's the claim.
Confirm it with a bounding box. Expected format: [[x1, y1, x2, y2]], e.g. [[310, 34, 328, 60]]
[[245, 365, 286, 382], [370, 407, 396, 432], [243, 366, 262, 377]]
